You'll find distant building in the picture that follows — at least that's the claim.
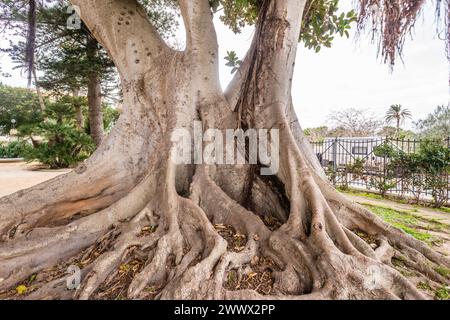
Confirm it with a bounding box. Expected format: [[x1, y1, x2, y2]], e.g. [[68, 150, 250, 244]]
[[315, 136, 385, 168]]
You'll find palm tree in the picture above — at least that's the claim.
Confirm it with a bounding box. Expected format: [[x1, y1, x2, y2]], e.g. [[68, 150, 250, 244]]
[[385, 104, 412, 136]]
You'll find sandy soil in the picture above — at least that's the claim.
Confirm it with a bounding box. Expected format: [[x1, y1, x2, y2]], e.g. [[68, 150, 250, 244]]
[[0, 162, 70, 198]]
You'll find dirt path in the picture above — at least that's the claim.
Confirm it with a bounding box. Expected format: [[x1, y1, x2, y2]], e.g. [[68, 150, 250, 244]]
[[345, 194, 450, 225], [0, 162, 70, 198]]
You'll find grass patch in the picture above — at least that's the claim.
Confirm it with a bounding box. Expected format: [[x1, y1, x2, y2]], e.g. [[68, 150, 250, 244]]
[[362, 203, 443, 245], [435, 265, 450, 278], [339, 189, 383, 200], [340, 189, 450, 214], [435, 287, 450, 300], [437, 207, 450, 214], [417, 281, 432, 291]]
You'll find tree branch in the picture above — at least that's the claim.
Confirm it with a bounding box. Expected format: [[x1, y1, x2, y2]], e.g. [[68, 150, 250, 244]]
[[178, 0, 221, 96], [224, 47, 252, 110], [229, 0, 307, 131], [179, 0, 217, 56], [69, 0, 171, 79]]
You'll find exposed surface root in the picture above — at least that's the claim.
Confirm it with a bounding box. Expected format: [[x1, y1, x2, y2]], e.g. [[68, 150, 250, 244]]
[[1, 151, 449, 300], [3, 0, 446, 301]]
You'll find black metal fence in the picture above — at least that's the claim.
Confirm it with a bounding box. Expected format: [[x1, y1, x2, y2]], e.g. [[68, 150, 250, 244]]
[[311, 137, 450, 205]]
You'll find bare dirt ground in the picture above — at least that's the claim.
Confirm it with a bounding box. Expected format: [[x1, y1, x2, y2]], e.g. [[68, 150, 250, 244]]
[[0, 162, 70, 198]]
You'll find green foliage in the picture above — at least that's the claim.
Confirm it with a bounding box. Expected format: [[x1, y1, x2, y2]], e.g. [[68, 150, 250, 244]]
[[301, 0, 356, 52], [18, 97, 96, 169], [382, 140, 450, 207], [434, 266, 450, 278], [337, 158, 367, 190], [138, 0, 179, 39], [377, 126, 415, 139], [419, 142, 450, 208], [215, 0, 357, 53], [1, 0, 179, 103], [435, 287, 449, 300], [346, 158, 365, 177], [304, 126, 329, 142], [22, 120, 94, 169], [373, 142, 398, 158], [213, 0, 260, 34], [415, 105, 450, 140], [417, 140, 450, 175], [0, 140, 27, 158], [224, 51, 242, 74], [333, 139, 449, 206], [363, 203, 438, 244], [83, 104, 120, 134], [368, 175, 396, 197], [45, 96, 86, 124], [0, 84, 43, 134], [416, 281, 432, 291], [102, 105, 121, 132], [384, 104, 412, 134]]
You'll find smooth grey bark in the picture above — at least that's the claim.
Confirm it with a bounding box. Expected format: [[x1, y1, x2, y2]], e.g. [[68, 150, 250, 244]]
[[0, 0, 448, 301]]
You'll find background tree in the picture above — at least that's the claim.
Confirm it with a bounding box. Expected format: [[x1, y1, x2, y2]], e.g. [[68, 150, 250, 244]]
[[0, 83, 43, 135], [328, 107, 382, 137], [385, 104, 412, 137], [303, 126, 329, 142], [0, 0, 178, 145], [415, 105, 450, 139], [0, 0, 449, 301]]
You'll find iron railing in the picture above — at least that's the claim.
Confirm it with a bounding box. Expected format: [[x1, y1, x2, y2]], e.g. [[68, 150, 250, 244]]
[[311, 137, 450, 205]]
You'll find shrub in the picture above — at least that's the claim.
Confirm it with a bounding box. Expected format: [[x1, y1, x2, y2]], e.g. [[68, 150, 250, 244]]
[[373, 142, 399, 158], [417, 140, 450, 207], [0, 140, 27, 158], [22, 121, 95, 169], [332, 139, 449, 206], [368, 174, 397, 197]]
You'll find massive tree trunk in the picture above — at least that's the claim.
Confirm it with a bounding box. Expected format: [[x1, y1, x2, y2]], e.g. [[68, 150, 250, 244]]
[[86, 38, 104, 146], [0, 0, 448, 300]]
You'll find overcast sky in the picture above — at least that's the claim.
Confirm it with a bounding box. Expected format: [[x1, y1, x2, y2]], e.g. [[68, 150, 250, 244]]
[[1, 0, 448, 129], [211, 1, 449, 130]]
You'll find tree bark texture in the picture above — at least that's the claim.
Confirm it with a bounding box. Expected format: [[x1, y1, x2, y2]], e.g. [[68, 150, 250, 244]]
[[0, 0, 448, 300]]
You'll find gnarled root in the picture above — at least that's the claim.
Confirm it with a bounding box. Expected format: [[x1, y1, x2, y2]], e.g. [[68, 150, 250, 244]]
[[0, 125, 449, 300]]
